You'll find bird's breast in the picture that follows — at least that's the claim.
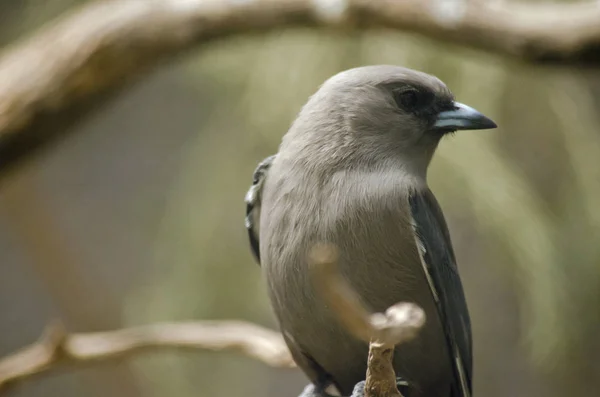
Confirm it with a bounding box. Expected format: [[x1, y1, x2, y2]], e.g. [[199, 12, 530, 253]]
[[259, 166, 451, 393], [260, 166, 433, 318]]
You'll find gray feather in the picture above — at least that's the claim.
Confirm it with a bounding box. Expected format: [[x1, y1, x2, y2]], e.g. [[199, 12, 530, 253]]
[[261, 162, 456, 396]]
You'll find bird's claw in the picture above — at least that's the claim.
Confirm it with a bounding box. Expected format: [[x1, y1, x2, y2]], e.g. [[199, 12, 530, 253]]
[[298, 383, 336, 397]]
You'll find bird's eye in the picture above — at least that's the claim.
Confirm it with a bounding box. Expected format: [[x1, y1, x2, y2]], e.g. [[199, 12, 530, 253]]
[[394, 89, 422, 112]]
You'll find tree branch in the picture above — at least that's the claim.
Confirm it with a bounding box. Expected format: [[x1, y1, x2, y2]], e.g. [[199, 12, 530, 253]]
[[309, 244, 426, 397], [0, 0, 599, 178], [309, 244, 425, 347], [0, 320, 296, 391], [0, 242, 426, 395]]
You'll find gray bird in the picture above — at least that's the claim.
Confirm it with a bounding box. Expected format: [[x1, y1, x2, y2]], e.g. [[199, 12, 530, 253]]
[[245, 65, 496, 397]]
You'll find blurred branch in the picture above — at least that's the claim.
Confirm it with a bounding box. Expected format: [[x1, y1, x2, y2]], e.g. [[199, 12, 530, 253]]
[[0, 320, 295, 392], [309, 244, 426, 397], [309, 244, 426, 347], [0, 243, 425, 396], [0, 0, 599, 178]]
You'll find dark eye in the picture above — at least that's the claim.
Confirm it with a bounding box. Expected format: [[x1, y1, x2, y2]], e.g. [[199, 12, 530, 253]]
[[393, 89, 425, 112]]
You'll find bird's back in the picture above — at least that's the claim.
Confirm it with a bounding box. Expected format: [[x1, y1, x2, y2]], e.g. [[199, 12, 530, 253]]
[[259, 162, 455, 396]]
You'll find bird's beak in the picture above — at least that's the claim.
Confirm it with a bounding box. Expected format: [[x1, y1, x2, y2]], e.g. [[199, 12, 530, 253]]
[[433, 102, 497, 131]]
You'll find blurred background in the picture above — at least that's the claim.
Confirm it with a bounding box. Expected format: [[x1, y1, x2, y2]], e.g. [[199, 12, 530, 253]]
[[1, 1, 599, 397]]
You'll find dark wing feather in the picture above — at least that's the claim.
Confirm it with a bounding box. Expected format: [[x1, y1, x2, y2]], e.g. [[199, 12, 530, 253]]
[[245, 155, 276, 264], [408, 187, 473, 397]]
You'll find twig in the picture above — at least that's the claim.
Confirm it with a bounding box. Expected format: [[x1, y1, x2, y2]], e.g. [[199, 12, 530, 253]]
[[0, 244, 424, 394], [0, 320, 295, 391], [364, 305, 426, 397], [1, 0, 600, 178], [309, 244, 426, 397]]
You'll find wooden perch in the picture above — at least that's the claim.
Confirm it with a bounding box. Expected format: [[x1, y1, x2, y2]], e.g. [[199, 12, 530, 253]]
[[0, 0, 600, 178], [309, 244, 425, 347], [0, 241, 426, 395], [0, 320, 295, 391], [309, 244, 426, 397]]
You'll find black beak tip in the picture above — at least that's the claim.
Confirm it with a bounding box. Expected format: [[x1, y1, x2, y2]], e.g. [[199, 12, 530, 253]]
[[479, 116, 498, 130]]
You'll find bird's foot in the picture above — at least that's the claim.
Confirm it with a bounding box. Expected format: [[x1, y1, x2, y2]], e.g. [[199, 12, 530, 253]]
[[298, 378, 409, 397], [298, 383, 339, 397]]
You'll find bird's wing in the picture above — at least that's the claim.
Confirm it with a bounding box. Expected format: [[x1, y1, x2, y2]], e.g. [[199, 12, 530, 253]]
[[245, 155, 341, 394], [245, 154, 276, 264], [408, 187, 473, 397]]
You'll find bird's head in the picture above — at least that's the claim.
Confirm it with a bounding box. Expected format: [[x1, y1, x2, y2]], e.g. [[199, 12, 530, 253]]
[[282, 65, 497, 177]]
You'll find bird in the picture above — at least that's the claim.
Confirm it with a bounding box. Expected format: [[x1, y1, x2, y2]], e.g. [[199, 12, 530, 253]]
[[245, 65, 497, 397]]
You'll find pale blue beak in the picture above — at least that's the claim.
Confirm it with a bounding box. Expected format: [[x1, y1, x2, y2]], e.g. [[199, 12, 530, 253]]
[[434, 102, 497, 131]]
